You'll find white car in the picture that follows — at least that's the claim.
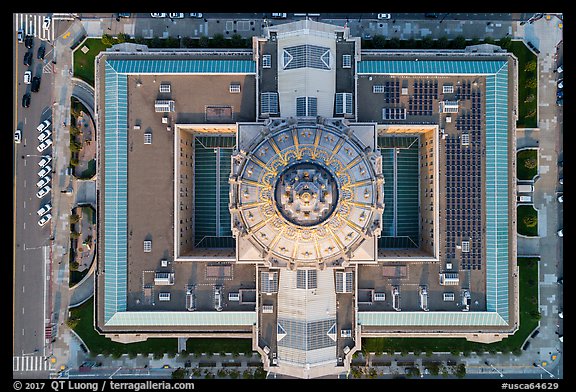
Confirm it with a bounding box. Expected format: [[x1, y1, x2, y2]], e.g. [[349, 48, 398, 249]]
[[557, 229, 563, 237], [38, 165, 52, 178], [377, 13, 391, 20], [37, 119, 51, 133], [37, 203, 52, 216], [14, 129, 22, 144], [24, 70, 32, 84], [169, 13, 184, 18], [557, 79, 563, 89], [557, 64, 563, 73], [557, 194, 563, 203], [36, 176, 51, 188], [36, 185, 51, 199], [38, 155, 52, 167], [151, 13, 167, 18], [189, 13, 203, 18], [38, 129, 52, 142], [37, 138, 53, 152], [38, 213, 52, 227], [43, 16, 51, 30]]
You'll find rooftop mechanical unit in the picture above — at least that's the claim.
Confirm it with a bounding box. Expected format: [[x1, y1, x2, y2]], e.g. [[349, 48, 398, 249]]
[[214, 285, 223, 312], [154, 100, 175, 112], [419, 285, 429, 311], [154, 272, 174, 286], [462, 290, 471, 312], [439, 272, 459, 286], [392, 286, 401, 311], [186, 287, 196, 311]]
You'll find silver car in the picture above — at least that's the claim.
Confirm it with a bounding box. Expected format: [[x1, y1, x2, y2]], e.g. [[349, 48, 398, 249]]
[[36, 203, 52, 216], [36, 185, 51, 198], [37, 119, 51, 133], [38, 129, 52, 142], [38, 165, 52, 178], [38, 213, 52, 227], [37, 138, 53, 152], [38, 155, 52, 167], [36, 176, 51, 188]]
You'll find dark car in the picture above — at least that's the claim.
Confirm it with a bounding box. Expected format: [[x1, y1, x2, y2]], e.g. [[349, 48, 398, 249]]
[[22, 93, 31, 108], [31, 76, 41, 92], [37, 46, 45, 60], [25, 35, 33, 49], [23, 51, 32, 66]]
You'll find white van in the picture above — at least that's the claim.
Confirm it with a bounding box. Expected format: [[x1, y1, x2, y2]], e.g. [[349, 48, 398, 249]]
[[518, 195, 532, 203]]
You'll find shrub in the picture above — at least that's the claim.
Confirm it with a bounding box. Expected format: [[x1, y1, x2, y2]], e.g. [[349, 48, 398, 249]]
[[523, 215, 537, 228], [525, 78, 538, 89], [524, 60, 537, 72]]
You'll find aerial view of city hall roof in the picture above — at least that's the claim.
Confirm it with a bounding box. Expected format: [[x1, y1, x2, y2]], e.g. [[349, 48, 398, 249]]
[[95, 19, 519, 378]]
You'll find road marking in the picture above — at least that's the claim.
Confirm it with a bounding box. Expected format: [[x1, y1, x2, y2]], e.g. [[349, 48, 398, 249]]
[[23, 286, 25, 293], [63, 31, 71, 39], [23, 179, 26, 188], [22, 308, 25, 314], [23, 264, 25, 272], [23, 201, 26, 209], [24, 117, 27, 124], [22, 328, 25, 335]]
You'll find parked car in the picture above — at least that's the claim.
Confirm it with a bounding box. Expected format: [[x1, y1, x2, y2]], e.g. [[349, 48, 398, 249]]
[[36, 185, 51, 199], [557, 193, 563, 203], [25, 35, 33, 49], [271, 13, 287, 18], [557, 64, 563, 73], [557, 229, 563, 237], [37, 139, 53, 152], [169, 13, 184, 18], [150, 13, 167, 18], [24, 70, 32, 84], [37, 45, 45, 60], [377, 13, 391, 20], [23, 51, 32, 66], [31, 76, 41, 92], [36, 203, 52, 216], [189, 13, 203, 18], [14, 129, 22, 144], [118, 13, 131, 18], [38, 129, 51, 142], [37, 119, 51, 133], [38, 165, 52, 178], [38, 155, 52, 167], [22, 93, 31, 108], [17, 29, 24, 43], [38, 213, 52, 227], [43, 16, 51, 30], [36, 176, 51, 188], [557, 79, 563, 89]]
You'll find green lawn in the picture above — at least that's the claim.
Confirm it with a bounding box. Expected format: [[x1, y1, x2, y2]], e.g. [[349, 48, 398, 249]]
[[509, 41, 538, 128], [80, 159, 96, 179], [186, 338, 252, 354], [70, 298, 178, 356], [73, 38, 112, 86], [517, 149, 538, 180], [363, 258, 540, 354], [517, 205, 539, 237], [69, 269, 88, 287]]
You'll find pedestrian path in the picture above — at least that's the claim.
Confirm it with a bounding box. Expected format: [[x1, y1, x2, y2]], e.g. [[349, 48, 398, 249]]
[[14, 13, 54, 42], [13, 356, 55, 372]]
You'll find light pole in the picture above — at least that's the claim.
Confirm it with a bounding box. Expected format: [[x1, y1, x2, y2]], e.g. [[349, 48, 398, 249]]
[[533, 363, 555, 378], [484, 361, 504, 377]]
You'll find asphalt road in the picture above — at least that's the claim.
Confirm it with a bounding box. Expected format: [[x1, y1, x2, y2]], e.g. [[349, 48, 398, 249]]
[[13, 17, 55, 359]]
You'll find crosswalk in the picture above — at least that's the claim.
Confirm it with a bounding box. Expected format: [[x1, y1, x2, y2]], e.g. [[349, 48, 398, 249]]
[[14, 13, 54, 42], [13, 356, 55, 372]]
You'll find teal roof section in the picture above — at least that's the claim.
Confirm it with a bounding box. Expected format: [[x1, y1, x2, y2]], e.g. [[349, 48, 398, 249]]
[[357, 60, 507, 75], [358, 312, 508, 326], [108, 59, 256, 74], [485, 63, 509, 321], [103, 61, 128, 322], [106, 311, 257, 327]]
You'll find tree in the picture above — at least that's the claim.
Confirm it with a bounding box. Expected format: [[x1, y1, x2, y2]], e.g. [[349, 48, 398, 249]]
[[242, 369, 253, 379], [229, 369, 240, 379], [483, 36, 495, 45], [451, 36, 467, 49], [368, 367, 378, 379], [101, 34, 114, 46], [524, 60, 537, 72], [524, 94, 536, 103], [211, 33, 226, 48], [70, 140, 83, 152], [66, 317, 80, 330], [436, 36, 449, 49], [70, 231, 81, 240], [230, 33, 245, 48], [524, 158, 537, 169], [372, 34, 386, 48], [181, 37, 195, 48], [70, 158, 79, 167], [525, 78, 538, 89], [70, 214, 81, 224], [180, 350, 189, 358], [128, 351, 137, 359], [172, 368, 186, 379], [455, 363, 467, 378], [512, 348, 522, 356], [421, 36, 434, 49], [153, 351, 164, 360], [523, 215, 537, 228], [499, 36, 512, 50], [165, 37, 179, 48], [217, 369, 227, 378], [134, 36, 147, 45], [117, 33, 130, 43], [428, 362, 440, 376], [253, 366, 267, 379], [199, 36, 210, 48], [112, 352, 123, 359], [388, 38, 401, 49], [150, 37, 163, 48], [469, 37, 481, 46], [70, 125, 81, 136]]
